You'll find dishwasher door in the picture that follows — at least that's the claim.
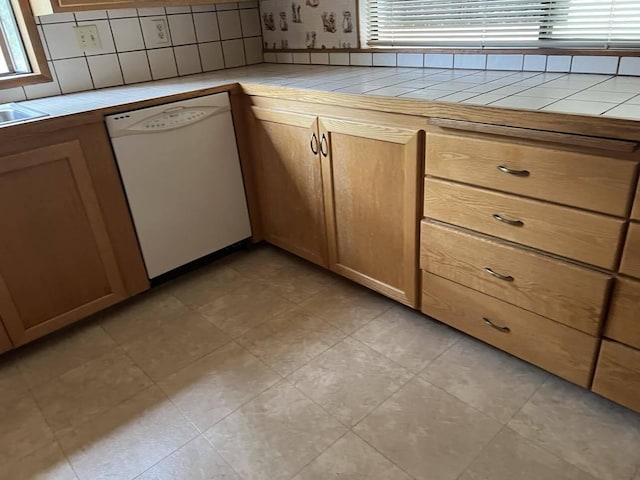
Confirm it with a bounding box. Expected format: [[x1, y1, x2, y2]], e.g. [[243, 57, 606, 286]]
[[106, 93, 251, 279]]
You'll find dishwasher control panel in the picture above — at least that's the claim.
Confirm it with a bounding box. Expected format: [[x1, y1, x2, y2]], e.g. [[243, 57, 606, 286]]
[[144, 110, 210, 130]]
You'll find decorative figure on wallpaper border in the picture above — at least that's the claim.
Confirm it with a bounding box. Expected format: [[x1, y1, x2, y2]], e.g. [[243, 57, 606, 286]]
[[279, 11, 288, 31], [322, 11, 337, 33], [292, 2, 303, 23], [262, 12, 276, 31], [306, 31, 317, 48], [342, 11, 353, 33], [281, 39, 289, 48], [306, 0, 319, 6], [341, 41, 352, 48]]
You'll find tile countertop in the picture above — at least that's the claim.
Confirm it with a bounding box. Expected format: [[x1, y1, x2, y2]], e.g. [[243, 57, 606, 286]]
[[11, 63, 640, 125]]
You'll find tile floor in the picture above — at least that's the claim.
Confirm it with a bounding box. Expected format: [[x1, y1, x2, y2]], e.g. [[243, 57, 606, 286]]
[[1, 244, 640, 480]]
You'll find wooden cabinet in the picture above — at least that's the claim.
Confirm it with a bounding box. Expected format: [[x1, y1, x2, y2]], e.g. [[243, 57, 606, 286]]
[[319, 118, 422, 307], [592, 340, 640, 413], [605, 277, 640, 350], [421, 271, 598, 387], [420, 220, 611, 335], [633, 183, 640, 221], [251, 107, 328, 267], [620, 222, 640, 278], [0, 123, 148, 346], [425, 130, 637, 216], [0, 321, 12, 354]]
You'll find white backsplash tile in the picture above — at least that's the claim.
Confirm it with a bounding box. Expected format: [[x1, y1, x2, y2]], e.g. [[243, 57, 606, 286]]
[[140, 16, 173, 48], [293, 52, 311, 64], [166, 6, 191, 14], [398, 53, 423, 68], [222, 38, 246, 67], [276, 52, 293, 63], [42, 22, 82, 60], [193, 12, 220, 43], [571, 56, 619, 75], [263, 51, 277, 62], [199, 42, 225, 71], [54, 57, 93, 93], [245, 36, 264, 64], [174, 44, 202, 75], [523, 55, 546, 71], [137, 7, 166, 16], [239, 8, 261, 37], [107, 9, 138, 19], [147, 47, 178, 79], [454, 54, 486, 70], [118, 51, 152, 83], [110, 18, 145, 52], [217, 10, 242, 40], [350, 53, 372, 66], [168, 14, 197, 45], [425, 54, 453, 68], [486, 54, 523, 71], [546, 55, 572, 72], [329, 52, 350, 65], [74, 10, 108, 21], [372, 53, 396, 67], [618, 57, 640, 76], [310, 52, 329, 65], [77, 20, 116, 55], [87, 54, 124, 88]]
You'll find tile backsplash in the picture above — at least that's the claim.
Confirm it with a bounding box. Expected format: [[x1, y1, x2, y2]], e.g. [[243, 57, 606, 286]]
[[260, 0, 357, 50], [263, 51, 640, 77], [0, 1, 263, 103]]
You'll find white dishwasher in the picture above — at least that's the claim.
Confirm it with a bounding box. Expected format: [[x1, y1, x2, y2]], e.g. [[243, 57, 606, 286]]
[[106, 93, 251, 279]]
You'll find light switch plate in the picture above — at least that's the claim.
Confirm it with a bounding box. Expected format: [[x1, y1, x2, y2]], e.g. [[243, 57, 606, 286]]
[[74, 25, 102, 51]]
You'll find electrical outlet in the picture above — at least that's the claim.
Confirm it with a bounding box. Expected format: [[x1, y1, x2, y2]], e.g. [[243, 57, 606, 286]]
[[151, 19, 170, 45], [74, 25, 102, 51]]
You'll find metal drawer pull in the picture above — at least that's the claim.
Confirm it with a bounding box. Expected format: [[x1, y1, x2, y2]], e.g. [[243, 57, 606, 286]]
[[493, 214, 524, 227], [310, 133, 318, 155], [485, 267, 514, 282], [483, 317, 511, 333], [320, 133, 328, 157], [497, 165, 530, 177]]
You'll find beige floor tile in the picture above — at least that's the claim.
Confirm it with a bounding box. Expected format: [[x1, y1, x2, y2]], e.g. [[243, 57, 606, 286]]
[[197, 280, 296, 338], [32, 350, 152, 434], [421, 337, 548, 423], [0, 391, 55, 465], [225, 245, 301, 279], [0, 442, 78, 480], [460, 427, 597, 480], [236, 307, 346, 376], [293, 431, 411, 480], [0, 353, 29, 396], [158, 342, 281, 432], [353, 305, 461, 372], [121, 310, 230, 381], [262, 261, 333, 304], [353, 377, 501, 480], [508, 377, 640, 480], [99, 290, 191, 345], [205, 381, 347, 480], [288, 337, 413, 426], [299, 281, 393, 334], [57, 385, 198, 480], [138, 436, 240, 480], [163, 264, 249, 308], [17, 323, 116, 388]]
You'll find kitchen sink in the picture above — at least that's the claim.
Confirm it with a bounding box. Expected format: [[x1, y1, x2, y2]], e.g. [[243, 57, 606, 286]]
[[0, 103, 48, 126]]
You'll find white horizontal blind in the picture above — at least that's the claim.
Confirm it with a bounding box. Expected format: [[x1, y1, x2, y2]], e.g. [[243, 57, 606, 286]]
[[365, 0, 640, 47]]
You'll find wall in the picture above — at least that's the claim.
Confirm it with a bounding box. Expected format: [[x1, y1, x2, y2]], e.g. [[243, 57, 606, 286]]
[[260, 0, 357, 49], [0, 1, 263, 103]]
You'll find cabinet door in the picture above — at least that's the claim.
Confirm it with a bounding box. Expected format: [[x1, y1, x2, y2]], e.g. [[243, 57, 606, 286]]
[[0, 141, 127, 345], [0, 320, 11, 354], [319, 118, 422, 307], [252, 107, 328, 267]]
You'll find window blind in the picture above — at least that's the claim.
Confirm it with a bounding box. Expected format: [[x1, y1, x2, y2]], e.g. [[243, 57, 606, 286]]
[[365, 0, 640, 48]]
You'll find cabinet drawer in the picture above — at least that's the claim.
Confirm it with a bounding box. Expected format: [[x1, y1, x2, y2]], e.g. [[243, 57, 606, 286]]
[[421, 272, 598, 387], [592, 340, 640, 414], [620, 222, 640, 279], [424, 178, 624, 269], [426, 132, 636, 216], [420, 221, 610, 335], [605, 277, 640, 350], [632, 184, 640, 221]]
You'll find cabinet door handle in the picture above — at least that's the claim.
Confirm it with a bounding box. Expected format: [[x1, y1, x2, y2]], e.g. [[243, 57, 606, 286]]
[[497, 165, 530, 177], [484, 267, 514, 282], [310, 133, 318, 155], [493, 214, 524, 227], [483, 317, 511, 333], [320, 133, 328, 157]]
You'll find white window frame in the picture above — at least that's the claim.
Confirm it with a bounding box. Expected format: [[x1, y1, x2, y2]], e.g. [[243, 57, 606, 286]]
[[360, 0, 640, 49]]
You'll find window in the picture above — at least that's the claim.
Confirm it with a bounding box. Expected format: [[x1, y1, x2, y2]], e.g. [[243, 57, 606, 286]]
[[0, 0, 30, 76], [0, 0, 49, 86], [363, 0, 640, 48]]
